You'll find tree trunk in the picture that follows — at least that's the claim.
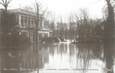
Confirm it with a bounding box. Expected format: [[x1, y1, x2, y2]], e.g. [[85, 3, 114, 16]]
[[104, 42, 114, 73], [104, 0, 114, 73]]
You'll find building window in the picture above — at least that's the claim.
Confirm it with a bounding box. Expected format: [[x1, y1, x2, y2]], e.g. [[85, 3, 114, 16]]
[[21, 15, 24, 27], [28, 17, 31, 26]]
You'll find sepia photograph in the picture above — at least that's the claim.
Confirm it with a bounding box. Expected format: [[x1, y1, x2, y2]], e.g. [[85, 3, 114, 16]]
[[0, 0, 114, 73]]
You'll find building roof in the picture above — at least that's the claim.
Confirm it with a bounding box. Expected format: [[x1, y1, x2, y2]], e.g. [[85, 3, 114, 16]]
[[0, 8, 44, 18], [0, 8, 36, 16], [9, 8, 36, 16]]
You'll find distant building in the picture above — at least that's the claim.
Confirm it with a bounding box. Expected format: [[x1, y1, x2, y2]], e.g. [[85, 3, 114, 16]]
[[39, 28, 52, 38]]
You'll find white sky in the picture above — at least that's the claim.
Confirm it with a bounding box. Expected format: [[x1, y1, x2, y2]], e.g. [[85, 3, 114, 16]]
[[0, 0, 106, 22]]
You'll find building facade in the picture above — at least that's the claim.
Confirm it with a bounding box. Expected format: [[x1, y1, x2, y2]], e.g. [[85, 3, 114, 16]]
[[10, 9, 37, 43], [0, 9, 53, 68], [0, 9, 42, 69]]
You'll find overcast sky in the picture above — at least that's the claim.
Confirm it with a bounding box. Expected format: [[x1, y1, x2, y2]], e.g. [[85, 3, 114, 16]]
[[0, 0, 106, 22]]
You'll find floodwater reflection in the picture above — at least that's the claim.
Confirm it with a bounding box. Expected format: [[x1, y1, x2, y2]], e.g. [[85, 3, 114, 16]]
[[39, 42, 105, 73]]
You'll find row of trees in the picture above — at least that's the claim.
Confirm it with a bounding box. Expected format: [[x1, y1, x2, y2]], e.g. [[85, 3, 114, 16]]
[[44, 13, 103, 42]]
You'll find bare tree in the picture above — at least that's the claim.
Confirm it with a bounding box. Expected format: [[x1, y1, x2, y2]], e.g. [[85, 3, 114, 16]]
[[33, 1, 46, 73], [104, 0, 114, 37], [76, 1, 115, 73], [0, 0, 12, 32], [0, 0, 12, 12], [104, 0, 115, 73], [33, 2, 40, 73]]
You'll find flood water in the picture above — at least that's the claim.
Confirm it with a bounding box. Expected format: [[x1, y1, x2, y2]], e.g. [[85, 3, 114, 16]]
[[38, 42, 107, 73]]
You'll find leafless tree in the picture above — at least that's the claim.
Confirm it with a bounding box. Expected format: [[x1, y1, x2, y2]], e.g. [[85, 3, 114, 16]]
[[104, 0, 114, 37], [0, 0, 13, 32], [76, 1, 115, 73], [0, 0, 12, 12], [33, 1, 47, 73], [104, 0, 115, 73]]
